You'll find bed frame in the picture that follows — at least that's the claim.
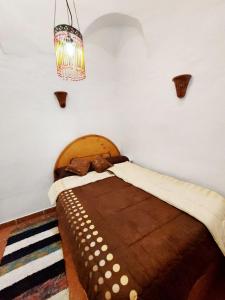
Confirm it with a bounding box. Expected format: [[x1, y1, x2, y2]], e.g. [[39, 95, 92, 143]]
[[54, 134, 120, 170]]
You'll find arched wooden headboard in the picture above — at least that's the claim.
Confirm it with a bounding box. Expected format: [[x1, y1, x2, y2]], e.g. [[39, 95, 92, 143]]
[[54, 134, 120, 170]]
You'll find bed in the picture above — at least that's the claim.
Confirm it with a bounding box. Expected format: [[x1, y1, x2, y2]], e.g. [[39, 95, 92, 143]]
[[49, 134, 225, 300]]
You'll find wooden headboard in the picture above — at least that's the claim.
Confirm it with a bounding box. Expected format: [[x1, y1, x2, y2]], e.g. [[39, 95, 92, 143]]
[[54, 134, 120, 170]]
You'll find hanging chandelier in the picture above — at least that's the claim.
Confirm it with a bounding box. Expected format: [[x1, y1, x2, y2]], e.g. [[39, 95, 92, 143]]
[[54, 0, 86, 81]]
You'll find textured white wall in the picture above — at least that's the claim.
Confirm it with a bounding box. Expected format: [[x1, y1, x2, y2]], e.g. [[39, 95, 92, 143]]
[[0, 31, 119, 223], [0, 0, 225, 223], [115, 0, 225, 195]]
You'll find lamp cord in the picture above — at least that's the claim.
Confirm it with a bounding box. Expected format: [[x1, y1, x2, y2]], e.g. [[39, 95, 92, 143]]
[[65, 0, 73, 26], [54, 0, 81, 32], [66, 5, 70, 25], [72, 0, 80, 32]]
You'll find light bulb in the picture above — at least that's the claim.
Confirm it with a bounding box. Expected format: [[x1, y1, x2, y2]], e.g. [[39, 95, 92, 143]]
[[65, 41, 75, 56]]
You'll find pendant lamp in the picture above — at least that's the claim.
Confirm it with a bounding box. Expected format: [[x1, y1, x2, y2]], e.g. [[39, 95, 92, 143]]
[[54, 0, 86, 81]]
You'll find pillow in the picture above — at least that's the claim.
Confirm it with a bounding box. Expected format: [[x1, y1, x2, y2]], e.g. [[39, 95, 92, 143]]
[[91, 156, 113, 173], [106, 155, 129, 165], [65, 158, 91, 176], [54, 167, 75, 181]]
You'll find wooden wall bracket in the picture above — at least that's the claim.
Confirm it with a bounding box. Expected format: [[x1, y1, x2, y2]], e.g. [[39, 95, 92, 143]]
[[172, 74, 192, 98], [54, 91, 68, 108]]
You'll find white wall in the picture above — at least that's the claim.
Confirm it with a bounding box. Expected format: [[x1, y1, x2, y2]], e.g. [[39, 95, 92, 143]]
[[0, 0, 225, 223], [0, 29, 120, 223], [115, 0, 225, 195]]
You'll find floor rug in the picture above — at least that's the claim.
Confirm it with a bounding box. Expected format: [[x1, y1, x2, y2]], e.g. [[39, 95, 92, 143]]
[[0, 218, 69, 300]]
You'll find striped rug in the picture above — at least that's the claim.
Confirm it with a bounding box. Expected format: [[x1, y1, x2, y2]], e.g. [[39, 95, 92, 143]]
[[0, 218, 69, 300]]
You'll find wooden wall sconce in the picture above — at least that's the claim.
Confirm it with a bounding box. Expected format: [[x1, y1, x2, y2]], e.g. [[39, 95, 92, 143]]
[[54, 91, 68, 108], [172, 74, 192, 98]]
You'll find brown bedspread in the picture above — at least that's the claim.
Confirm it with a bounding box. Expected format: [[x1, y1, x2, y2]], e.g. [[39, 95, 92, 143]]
[[56, 176, 223, 300]]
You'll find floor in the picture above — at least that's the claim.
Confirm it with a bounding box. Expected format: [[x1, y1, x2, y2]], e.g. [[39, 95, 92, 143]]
[[0, 211, 87, 300], [0, 213, 225, 300], [0, 212, 55, 259]]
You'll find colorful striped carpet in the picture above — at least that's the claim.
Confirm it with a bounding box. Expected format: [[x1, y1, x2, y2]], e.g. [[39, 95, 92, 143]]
[[0, 218, 69, 300]]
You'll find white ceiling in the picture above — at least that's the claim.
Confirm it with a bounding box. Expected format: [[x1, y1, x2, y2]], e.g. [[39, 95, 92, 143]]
[[0, 0, 117, 56], [0, 0, 211, 56]]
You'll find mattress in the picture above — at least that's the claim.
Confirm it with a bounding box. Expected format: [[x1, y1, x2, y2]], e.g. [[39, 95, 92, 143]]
[[56, 176, 223, 300]]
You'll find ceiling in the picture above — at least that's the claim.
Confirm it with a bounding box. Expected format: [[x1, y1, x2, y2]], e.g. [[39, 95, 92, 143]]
[[0, 0, 118, 56], [0, 0, 217, 57]]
